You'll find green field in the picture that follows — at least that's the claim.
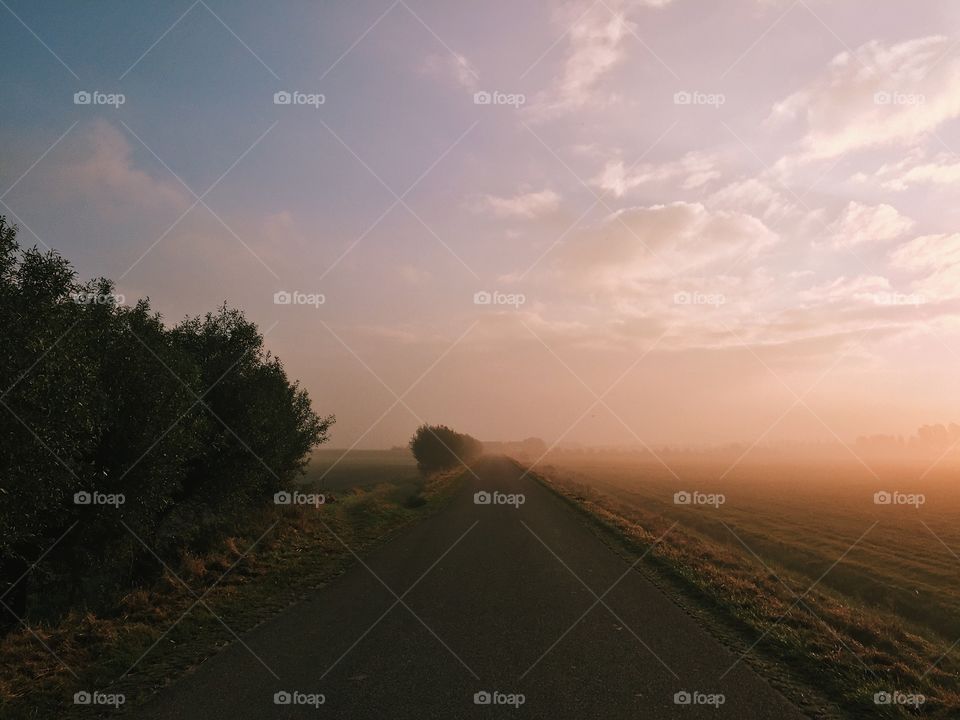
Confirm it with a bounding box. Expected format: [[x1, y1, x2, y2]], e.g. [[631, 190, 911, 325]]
[[539, 454, 960, 718]]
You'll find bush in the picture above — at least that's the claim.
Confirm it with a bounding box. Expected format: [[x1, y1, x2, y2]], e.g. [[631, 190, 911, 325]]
[[0, 217, 333, 629], [408, 424, 482, 474]]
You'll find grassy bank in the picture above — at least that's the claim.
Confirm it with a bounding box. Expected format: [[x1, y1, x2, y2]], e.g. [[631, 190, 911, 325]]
[[532, 461, 959, 719], [0, 465, 463, 719]]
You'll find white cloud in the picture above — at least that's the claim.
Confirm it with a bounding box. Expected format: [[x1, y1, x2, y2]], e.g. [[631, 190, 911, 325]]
[[796, 274, 891, 305], [398, 264, 432, 284], [892, 233, 960, 300], [528, 0, 667, 118], [422, 52, 478, 90], [475, 189, 561, 218], [707, 177, 798, 224], [558, 11, 629, 108], [826, 201, 914, 247], [863, 152, 960, 191], [51, 120, 189, 213], [895, 157, 960, 188], [594, 152, 721, 196], [557, 201, 777, 288], [771, 36, 960, 162]]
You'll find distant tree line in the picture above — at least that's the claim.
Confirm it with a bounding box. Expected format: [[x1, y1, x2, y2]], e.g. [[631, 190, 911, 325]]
[[408, 425, 483, 473], [0, 217, 333, 632], [480, 437, 547, 460]]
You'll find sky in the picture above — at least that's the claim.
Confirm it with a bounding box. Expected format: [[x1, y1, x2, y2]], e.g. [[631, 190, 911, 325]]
[[3, 0, 960, 450]]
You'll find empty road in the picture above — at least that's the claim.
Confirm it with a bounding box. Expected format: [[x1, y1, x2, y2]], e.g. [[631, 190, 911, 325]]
[[143, 456, 807, 719]]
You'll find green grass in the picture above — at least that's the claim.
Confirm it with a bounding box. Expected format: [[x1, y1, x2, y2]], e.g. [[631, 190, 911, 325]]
[[0, 459, 462, 719], [535, 456, 960, 719]]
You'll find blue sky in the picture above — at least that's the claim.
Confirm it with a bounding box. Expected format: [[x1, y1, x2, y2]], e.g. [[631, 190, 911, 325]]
[[5, 0, 960, 450]]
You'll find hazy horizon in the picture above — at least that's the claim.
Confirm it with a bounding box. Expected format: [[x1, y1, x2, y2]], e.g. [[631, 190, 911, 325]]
[[6, 0, 960, 453]]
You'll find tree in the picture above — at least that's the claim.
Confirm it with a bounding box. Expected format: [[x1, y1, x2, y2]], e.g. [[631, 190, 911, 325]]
[[408, 424, 483, 474], [0, 216, 334, 629]]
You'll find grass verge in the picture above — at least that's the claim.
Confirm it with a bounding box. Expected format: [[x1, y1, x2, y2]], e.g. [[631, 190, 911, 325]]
[[0, 469, 463, 719]]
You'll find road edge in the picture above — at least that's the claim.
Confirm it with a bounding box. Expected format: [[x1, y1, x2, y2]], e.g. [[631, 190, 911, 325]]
[[518, 459, 845, 720]]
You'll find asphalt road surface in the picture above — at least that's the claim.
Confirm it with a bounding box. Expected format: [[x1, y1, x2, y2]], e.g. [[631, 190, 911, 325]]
[[143, 456, 808, 719]]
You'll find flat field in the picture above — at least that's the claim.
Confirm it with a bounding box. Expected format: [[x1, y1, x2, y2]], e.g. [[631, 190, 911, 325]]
[[300, 449, 419, 493], [539, 453, 960, 717]]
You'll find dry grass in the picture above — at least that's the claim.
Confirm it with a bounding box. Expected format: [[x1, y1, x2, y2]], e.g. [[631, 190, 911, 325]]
[[538, 458, 960, 719], [0, 468, 463, 718]]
